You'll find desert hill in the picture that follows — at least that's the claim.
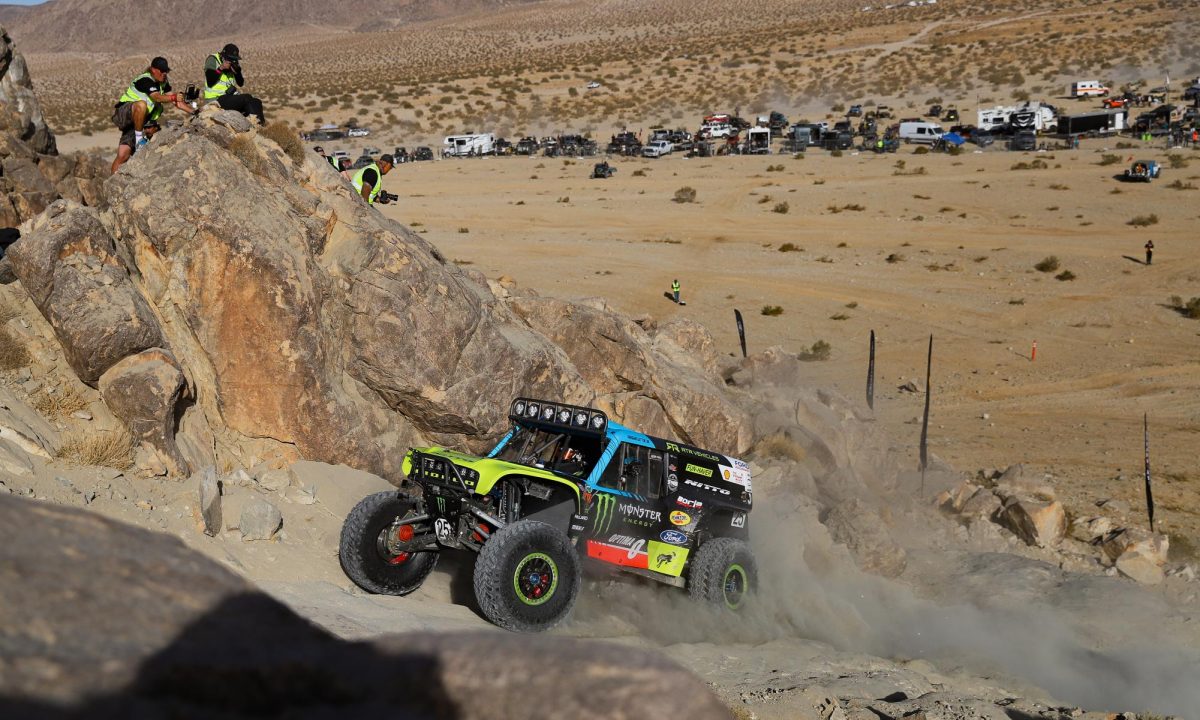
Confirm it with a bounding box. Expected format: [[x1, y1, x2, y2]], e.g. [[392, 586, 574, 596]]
[[0, 0, 545, 52]]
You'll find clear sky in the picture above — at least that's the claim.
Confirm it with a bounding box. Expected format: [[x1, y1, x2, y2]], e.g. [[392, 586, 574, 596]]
[[2, 1, 47, 5]]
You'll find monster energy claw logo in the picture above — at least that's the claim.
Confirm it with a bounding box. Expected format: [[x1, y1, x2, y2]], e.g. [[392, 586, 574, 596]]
[[435, 496, 446, 513], [593, 494, 616, 534]]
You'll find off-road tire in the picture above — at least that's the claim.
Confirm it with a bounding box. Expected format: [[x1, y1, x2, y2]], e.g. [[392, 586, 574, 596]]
[[473, 520, 580, 632], [688, 537, 757, 610], [340, 491, 438, 596]]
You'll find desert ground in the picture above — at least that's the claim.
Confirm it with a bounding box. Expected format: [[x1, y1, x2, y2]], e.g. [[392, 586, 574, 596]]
[[4, 0, 1200, 715]]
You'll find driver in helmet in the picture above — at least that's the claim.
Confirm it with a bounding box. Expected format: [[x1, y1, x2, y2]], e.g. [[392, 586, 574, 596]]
[[559, 447, 587, 476]]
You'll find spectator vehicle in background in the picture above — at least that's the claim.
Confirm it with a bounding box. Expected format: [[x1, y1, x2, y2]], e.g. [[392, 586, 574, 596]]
[[642, 139, 673, 158], [413, 146, 434, 161]]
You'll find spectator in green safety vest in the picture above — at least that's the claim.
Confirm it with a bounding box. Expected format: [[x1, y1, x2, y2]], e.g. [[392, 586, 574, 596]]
[[672, 279, 681, 304], [111, 57, 191, 173], [352, 154, 396, 204], [204, 43, 265, 124]]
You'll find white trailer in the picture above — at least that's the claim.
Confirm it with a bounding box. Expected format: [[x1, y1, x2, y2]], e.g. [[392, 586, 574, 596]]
[[1070, 80, 1110, 98], [442, 133, 495, 157], [976, 102, 1058, 132]]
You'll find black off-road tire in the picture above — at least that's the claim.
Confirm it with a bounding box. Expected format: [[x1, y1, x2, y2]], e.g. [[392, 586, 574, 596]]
[[473, 520, 580, 632], [688, 537, 757, 611], [339, 491, 438, 596]]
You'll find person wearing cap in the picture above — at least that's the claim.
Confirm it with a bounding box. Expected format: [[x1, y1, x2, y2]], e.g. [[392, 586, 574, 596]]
[[313, 146, 338, 169], [204, 43, 265, 124], [111, 119, 161, 174], [351, 154, 395, 204], [111, 57, 191, 173]]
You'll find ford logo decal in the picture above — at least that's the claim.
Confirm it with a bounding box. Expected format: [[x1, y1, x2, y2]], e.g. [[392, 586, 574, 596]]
[[659, 530, 687, 546]]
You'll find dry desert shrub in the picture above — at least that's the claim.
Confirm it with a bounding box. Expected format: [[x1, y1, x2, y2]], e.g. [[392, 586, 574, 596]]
[[260, 122, 307, 166], [755, 432, 806, 462], [798, 340, 832, 361], [30, 385, 90, 419], [772, 202, 789, 214], [1055, 270, 1076, 281], [1034, 256, 1060, 273], [1127, 214, 1158, 227], [760, 305, 783, 316], [229, 135, 263, 175], [673, 186, 697, 203], [0, 326, 30, 371], [57, 429, 135, 470]]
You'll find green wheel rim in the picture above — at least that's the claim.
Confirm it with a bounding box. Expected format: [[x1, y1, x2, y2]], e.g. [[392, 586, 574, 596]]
[[513, 552, 558, 606], [723, 563, 748, 610]]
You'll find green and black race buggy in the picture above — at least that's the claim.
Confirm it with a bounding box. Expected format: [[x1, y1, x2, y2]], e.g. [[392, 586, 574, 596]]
[[339, 398, 756, 632]]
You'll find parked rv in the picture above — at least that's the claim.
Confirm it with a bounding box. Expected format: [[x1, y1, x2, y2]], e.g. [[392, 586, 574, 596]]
[[898, 121, 944, 144], [442, 133, 495, 157]]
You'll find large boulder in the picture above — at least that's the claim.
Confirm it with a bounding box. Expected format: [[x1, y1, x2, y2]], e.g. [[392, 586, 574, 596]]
[[9, 109, 751, 480], [8, 201, 164, 385], [98, 348, 189, 474], [992, 496, 1067, 548], [0, 493, 731, 718], [822, 498, 908, 578]]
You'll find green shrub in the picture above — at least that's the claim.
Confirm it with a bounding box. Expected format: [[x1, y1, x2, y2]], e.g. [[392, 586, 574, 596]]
[[761, 305, 783, 316]]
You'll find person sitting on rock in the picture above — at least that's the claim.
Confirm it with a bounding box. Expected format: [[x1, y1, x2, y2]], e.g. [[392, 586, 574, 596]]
[[111, 119, 160, 174], [204, 43, 265, 125], [351, 154, 395, 205], [111, 57, 191, 173]]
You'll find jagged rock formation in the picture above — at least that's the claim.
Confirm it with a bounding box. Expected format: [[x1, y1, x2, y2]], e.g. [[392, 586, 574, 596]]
[[0, 493, 733, 719], [0, 24, 104, 228], [10, 107, 750, 480]]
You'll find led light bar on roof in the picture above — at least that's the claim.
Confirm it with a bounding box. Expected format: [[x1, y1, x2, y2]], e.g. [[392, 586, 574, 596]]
[[509, 397, 607, 433]]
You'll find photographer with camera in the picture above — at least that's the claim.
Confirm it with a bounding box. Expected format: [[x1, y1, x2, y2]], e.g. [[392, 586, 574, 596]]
[[204, 43, 265, 124], [111, 56, 193, 173], [351, 154, 398, 205]]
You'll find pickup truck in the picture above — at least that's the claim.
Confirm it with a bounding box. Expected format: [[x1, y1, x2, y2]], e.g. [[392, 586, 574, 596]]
[[642, 140, 673, 158]]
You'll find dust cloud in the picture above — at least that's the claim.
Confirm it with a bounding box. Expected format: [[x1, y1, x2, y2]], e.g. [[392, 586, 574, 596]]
[[571, 496, 1200, 717]]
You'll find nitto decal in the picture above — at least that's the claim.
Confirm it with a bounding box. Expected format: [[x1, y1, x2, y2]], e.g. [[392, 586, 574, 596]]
[[592, 494, 616, 533], [660, 529, 688, 545], [619, 503, 662, 523], [685, 462, 713, 478], [731, 513, 746, 529], [669, 510, 691, 526], [683, 478, 731, 496], [675, 496, 703, 510]]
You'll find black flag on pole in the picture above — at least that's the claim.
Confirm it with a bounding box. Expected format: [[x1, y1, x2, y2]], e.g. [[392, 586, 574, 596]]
[[919, 334, 933, 489], [866, 330, 876, 410], [1144, 413, 1155, 532], [734, 309, 747, 358]]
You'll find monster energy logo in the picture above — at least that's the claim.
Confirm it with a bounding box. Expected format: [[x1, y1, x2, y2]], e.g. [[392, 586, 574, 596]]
[[434, 496, 446, 513], [593, 494, 616, 534]]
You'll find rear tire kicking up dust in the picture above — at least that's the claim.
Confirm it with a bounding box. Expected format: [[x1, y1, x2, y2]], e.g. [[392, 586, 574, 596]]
[[340, 491, 439, 595], [688, 537, 757, 610], [473, 519, 581, 632]]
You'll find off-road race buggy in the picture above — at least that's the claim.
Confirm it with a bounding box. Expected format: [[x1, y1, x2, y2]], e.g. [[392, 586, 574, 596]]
[[591, 161, 616, 179], [340, 398, 755, 632], [1124, 159, 1160, 182]]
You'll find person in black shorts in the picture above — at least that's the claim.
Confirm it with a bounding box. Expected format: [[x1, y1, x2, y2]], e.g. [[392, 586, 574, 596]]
[[111, 57, 191, 173], [204, 43, 265, 124], [113, 119, 160, 172]]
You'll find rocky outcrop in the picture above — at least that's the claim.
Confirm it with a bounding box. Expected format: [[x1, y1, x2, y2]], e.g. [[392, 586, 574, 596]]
[[0, 493, 732, 718], [0, 25, 104, 227], [0, 26, 53, 155], [98, 348, 188, 474], [822, 498, 907, 578], [9, 108, 750, 481]]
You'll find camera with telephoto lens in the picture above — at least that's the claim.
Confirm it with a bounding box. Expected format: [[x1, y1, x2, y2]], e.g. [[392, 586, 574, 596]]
[[378, 190, 399, 204]]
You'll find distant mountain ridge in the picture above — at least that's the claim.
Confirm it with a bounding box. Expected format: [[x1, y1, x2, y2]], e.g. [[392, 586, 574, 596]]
[[0, 0, 543, 52]]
